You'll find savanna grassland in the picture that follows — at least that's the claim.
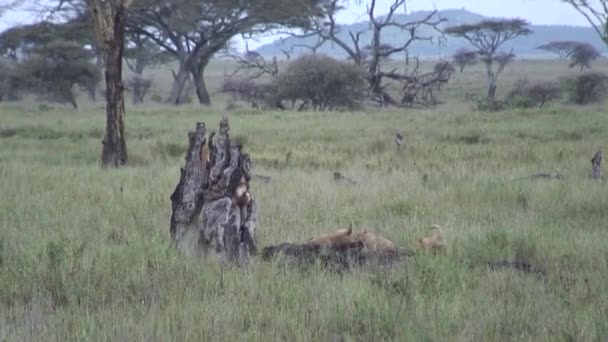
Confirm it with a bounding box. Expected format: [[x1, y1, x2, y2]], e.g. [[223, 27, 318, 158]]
[[0, 59, 607, 341]]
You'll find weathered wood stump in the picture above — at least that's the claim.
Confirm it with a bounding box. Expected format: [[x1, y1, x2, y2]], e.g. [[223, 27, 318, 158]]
[[591, 151, 602, 181], [170, 115, 257, 265]]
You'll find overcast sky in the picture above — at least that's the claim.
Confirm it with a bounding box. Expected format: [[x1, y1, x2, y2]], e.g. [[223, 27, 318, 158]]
[[338, 0, 592, 26], [0, 0, 595, 48]]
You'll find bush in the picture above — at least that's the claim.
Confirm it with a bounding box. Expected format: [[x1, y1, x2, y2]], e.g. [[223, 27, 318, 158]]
[[562, 72, 608, 105], [508, 78, 562, 108], [273, 54, 367, 111], [466, 93, 509, 112]]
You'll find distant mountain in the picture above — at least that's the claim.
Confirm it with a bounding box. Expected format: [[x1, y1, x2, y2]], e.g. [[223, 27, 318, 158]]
[[255, 9, 608, 59]]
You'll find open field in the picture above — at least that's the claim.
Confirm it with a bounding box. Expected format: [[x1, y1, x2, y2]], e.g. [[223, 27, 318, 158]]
[[0, 58, 607, 340]]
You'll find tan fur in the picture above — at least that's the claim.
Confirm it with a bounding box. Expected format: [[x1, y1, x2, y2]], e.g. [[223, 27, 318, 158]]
[[417, 225, 445, 251], [304, 226, 354, 248], [353, 230, 397, 253], [232, 176, 251, 207], [201, 143, 210, 165]]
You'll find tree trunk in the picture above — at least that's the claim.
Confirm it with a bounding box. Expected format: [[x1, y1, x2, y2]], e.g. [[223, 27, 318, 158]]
[[191, 65, 211, 106], [170, 115, 257, 266], [87, 87, 96, 102], [132, 86, 143, 105], [485, 60, 497, 100], [488, 82, 497, 100], [168, 63, 190, 105], [131, 74, 148, 105], [91, 1, 129, 168], [591, 151, 602, 181]]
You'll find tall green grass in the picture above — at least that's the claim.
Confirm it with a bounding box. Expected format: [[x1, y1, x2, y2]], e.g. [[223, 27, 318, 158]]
[[0, 61, 607, 340]]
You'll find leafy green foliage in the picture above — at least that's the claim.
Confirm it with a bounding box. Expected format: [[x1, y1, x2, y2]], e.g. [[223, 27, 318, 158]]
[[17, 39, 100, 108], [0, 20, 100, 108], [273, 54, 367, 111]]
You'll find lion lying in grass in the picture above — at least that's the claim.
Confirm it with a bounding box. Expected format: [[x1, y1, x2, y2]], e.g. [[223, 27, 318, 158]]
[[262, 224, 445, 271], [303, 224, 446, 253], [303, 225, 397, 253]]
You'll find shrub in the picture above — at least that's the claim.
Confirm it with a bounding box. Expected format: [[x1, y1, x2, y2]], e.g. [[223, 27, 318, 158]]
[[466, 93, 509, 112], [508, 78, 562, 108], [562, 72, 608, 105], [273, 54, 367, 111]]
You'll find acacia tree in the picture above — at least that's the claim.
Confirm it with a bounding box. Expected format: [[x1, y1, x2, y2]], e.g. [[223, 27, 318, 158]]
[[562, 1, 608, 45], [289, 0, 448, 106], [446, 19, 532, 100], [538, 41, 601, 70], [128, 0, 323, 106], [87, 0, 135, 167], [452, 48, 477, 72], [0, 20, 100, 106]]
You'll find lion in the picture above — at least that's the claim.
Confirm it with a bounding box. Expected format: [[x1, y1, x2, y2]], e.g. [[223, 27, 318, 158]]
[[353, 230, 397, 253], [417, 224, 445, 252], [304, 226, 356, 249]]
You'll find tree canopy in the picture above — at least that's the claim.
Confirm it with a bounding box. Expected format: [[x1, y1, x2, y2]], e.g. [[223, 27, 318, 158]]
[[446, 19, 532, 100], [445, 19, 532, 56], [127, 0, 326, 105], [539, 41, 601, 71], [561, 0, 608, 45], [0, 20, 100, 107]]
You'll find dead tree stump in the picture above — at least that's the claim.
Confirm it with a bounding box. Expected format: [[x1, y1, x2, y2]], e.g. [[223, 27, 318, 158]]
[[591, 151, 602, 181], [170, 115, 257, 265]]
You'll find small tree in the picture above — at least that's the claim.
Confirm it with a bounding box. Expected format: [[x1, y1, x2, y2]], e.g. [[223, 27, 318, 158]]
[[452, 48, 477, 72], [538, 41, 601, 71], [568, 42, 601, 70], [274, 54, 367, 111], [508, 79, 562, 108], [446, 19, 532, 100]]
